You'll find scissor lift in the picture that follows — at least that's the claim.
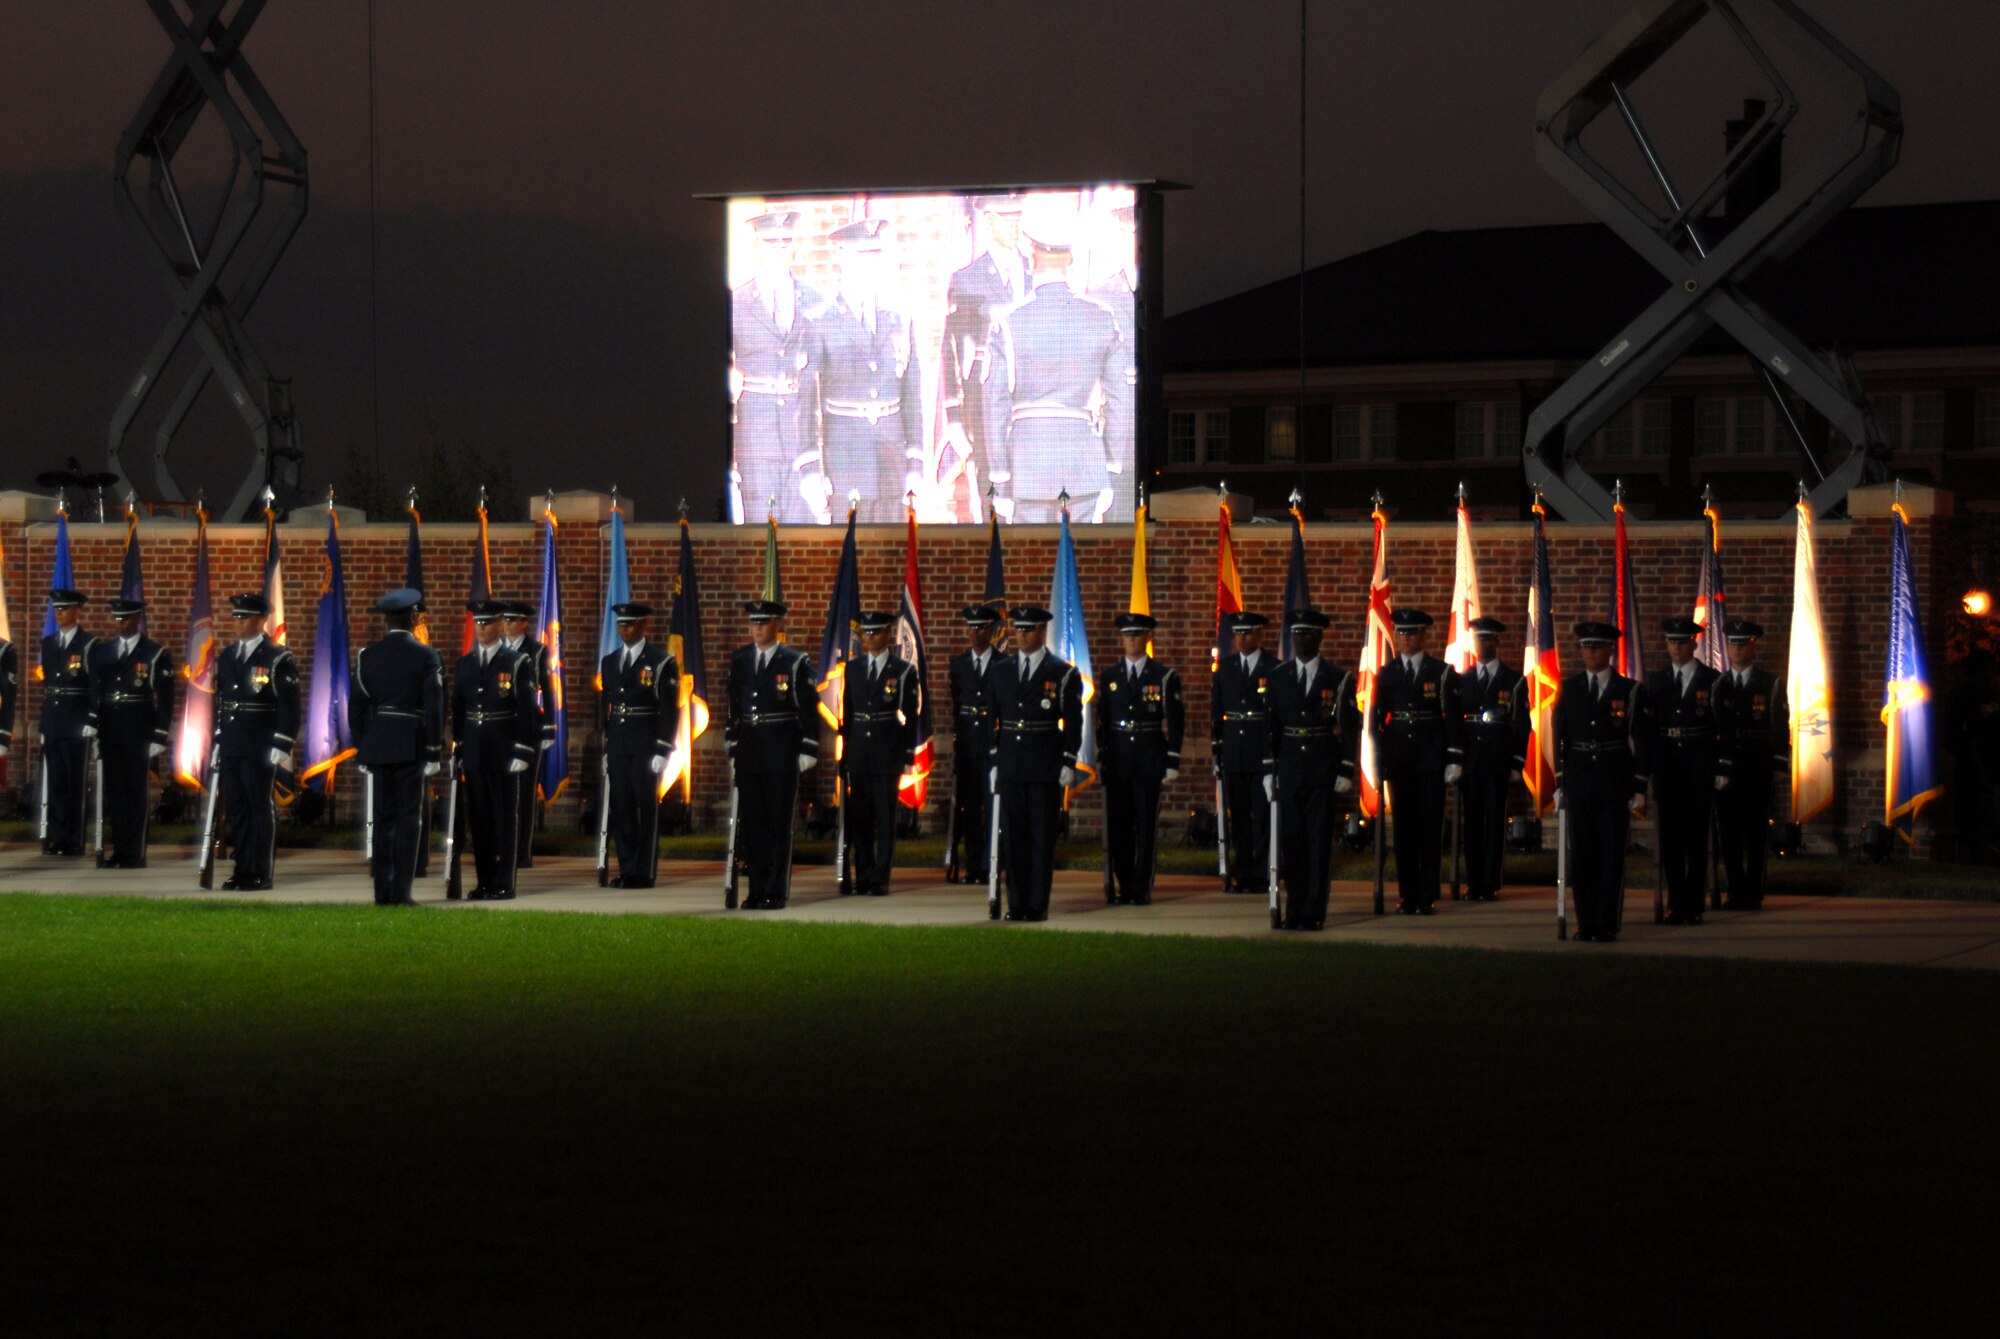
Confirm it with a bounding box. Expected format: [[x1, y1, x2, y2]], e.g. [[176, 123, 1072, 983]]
[[107, 0, 308, 521], [1523, 0, 1902, 520]]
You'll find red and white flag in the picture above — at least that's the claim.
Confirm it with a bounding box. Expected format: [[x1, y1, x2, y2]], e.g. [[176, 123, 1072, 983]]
[[895, 501, 935, 808], [1443, 494, 1482, 672], [1356, 500, 1394, 817]]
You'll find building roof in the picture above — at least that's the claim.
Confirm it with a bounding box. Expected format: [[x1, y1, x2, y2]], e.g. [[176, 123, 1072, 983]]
[[1163, 200, 2000, 372]]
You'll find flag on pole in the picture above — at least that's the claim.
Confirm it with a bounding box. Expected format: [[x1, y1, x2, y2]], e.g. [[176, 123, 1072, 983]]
[[1214, 493, 1244, 669], [1610, 491, 1644, 680], [663, 511, 709, 800], [1788, 492, 1834, 823], [982, 506, 1007, 649], [595, 498, 631, 691], [1128, 490, 1152, 656], [1523, 497, 1562, 816], [1050, 499, 1097, 793], [461, 495, 492, 657], [40, 504, 74, 660], [405, 498, 429, 646], [816, 502, 862, 734], [1883, 496, 1940, 840], [1280, 495, 1311, 661], [1693, 494, 1727, 671], [119, 503, 147, 638], [300, 508, 356, 793], [260, 502, 288, 646], [1355, 497, 1395, 818], [1443, 491, 1482, 672], [174, 505, 217, 790], [896, 499, 935, 808], [761, 506, 784, 604], [537, 499, 571, 803]]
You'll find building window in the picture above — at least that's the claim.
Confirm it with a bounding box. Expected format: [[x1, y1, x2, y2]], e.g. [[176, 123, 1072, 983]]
[[1167, 411, 1196, 465], [1266, 406, 1298, 462], [1909, 392, 1945, 452], [1976, 390, 2000, 451], [1585, 399, 1668, 460], [1367, 404, 1397, 461], [1639, 400, 1671, 458], [1495, 401, 1520, 457], [1732, 397, 1768, 455], [1454, 402, 1487, 460], [1332, 407, 1362, 461], [1202, 410, 1231, 464], [1871, 394, 1905, 451], [1695, 398, 1727, 455]]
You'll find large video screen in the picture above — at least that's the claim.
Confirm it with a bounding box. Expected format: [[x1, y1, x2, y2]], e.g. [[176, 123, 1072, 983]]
[[726, 185, 1140, 526]]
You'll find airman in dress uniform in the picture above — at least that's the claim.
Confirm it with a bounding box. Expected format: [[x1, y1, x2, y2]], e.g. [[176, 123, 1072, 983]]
[[947, 604, 1003, 884], [454, 601, 539, 900], [1555, 621, 1651, 943], [1211, 611, 1277, 893], [1644, 617, 1722, 925], [805, 217, 921, 522], [1086, 202, 1139, 521], [212, 593, 300, 890], [841, 610, 920, 897], [501, 599, 556, 867], [88, 596, 175, 867], [351, 588, 444, 905], [986, 196, 1128, 524], [940, 195, 1029, 514], [990, 605, 1083, 921], [1712, 619, 1789, 910], [1097, 612, 1184, 905], [726, 600, 819, 909], [597, 602, 679, 891], [38, 588, 97, 857], [1267, 609, 1359, 931], [1453, 616, 1528, 901], [731, 210, 826, 523], [1371, 608, 1465, 915]]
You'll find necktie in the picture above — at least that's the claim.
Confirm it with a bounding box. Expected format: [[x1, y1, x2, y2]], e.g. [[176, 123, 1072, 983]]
[[758, 649, 768, 676]]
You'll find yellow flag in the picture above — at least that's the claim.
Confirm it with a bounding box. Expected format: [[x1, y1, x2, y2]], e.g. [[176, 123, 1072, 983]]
[[1129, 498, 1151, 655], [1787, 496, 1834, 822]]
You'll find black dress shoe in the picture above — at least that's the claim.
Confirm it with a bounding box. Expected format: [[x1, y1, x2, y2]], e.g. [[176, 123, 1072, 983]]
[[1026, 910, 1048, 922], [866, 887, 889, 897], [221, 877, 244, 890], [239, 878, 272, 892], [1597, 931, 1617, 943], [1573, 928, 1595, 942], [486, 890, 516, 901], [608, 876, 626, 888], [1415, 904, 1435, 916], [1395, 902, 1414, 915], [1688, 913, 1704, 925]]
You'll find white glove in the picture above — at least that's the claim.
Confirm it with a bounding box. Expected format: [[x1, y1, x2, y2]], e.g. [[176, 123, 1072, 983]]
[[989, 765, 999, 791], [0, 744, 9, 758], [424, 761, 441, 777], [1628, 794, 1646, 815], [1334, 777, 1354, 795], [1163, 768, 1179, 784], [81, 724, 97, 739], [210, 745, 222, 770], [1262, 775, 1276, 801], [357, 764, 372, 777], [1715, 776, 1730, 791], [509, 757, 531, 774], [1510, 769, 1522, 784], [992, 496, 1016, 522], [1060, 767, 1079, 788], [1443, 764, 1463, 785], [648, 754, 668, 775], [266, 747, 287, 768], [148, 742, 166, 758], [1553, 788, 1564, 811], [797, 754, 815, 773]]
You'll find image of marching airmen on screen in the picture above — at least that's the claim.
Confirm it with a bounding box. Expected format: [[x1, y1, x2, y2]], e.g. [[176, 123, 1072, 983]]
[[726, 185, 1138, 526]]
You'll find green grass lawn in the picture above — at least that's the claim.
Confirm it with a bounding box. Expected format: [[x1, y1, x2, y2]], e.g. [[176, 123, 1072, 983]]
[[2, 896, 1994, 1333]]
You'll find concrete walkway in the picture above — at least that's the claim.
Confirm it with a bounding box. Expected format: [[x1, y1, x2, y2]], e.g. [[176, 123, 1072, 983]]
[[5, 844, 1999, 971]]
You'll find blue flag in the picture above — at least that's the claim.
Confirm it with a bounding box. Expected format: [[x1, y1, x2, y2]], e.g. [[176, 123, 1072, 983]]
[[1280, 502, 1310, 661], [1883, 500, 1941, 840], [536, 501, 570, 802], [597, 502, 631, 689], [816, 505, 861, 732], [1050, 505, 1096, 790], [301, 510, 356, 793], [119, 506, 147, 638], [664, 514, 710, 798], [42, 508, 74, 643]]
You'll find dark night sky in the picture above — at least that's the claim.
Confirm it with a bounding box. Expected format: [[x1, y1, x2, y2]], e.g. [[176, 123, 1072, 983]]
[[4, 1, 1996, 513]]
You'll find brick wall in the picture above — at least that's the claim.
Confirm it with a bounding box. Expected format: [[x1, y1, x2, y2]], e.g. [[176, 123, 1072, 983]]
[[0, 492, 1956, 853]]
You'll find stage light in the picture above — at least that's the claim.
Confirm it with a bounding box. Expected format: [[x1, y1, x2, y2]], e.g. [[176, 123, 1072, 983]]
[[1858, 820, 1894, 862], [1964, 588, 1992, 618], [1506, 816, 1543, 853], [1770, 820, 1802, 858]]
